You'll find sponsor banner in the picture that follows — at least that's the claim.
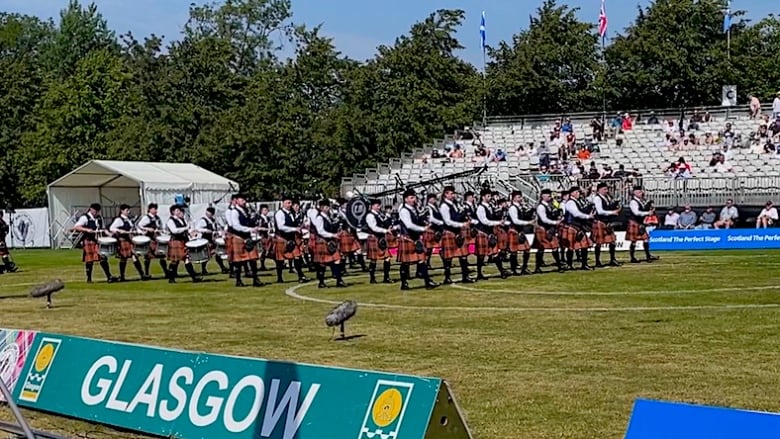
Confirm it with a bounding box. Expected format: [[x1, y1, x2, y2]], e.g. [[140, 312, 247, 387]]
[[0, 329, 38, 402], [3, 208, 50, 248], [12, 332, 445, 439], [625, 398, 780, 439], [649, 229, 780, 251]]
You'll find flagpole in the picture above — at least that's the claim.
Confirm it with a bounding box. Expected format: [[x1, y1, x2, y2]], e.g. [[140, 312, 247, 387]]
[[480, 11, 487, 127]]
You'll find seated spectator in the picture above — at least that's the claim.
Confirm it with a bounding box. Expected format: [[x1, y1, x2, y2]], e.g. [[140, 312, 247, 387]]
[[697, 207, 716, 229], [590, 117, 605, 141], [613, 164, 628, 179], [703, 111, 712, 122], [514, 144, 530, 159], [677, 205, 697, 229], [662, 208, 680, 230], [757, 201, 778, 228], [449, 144, 464, 158], [704, 132, 715, 145], [492, 148, 507, 162], [773, 91, 780, 119], [561, 117, 573, 133], [576, 146, 591, 161], [646, 112, 660, 125], [714, 199, 739, 229], [675, 157, 692, 179], [587, 163, 600, 180], [621, 113, 634, 131], [770, 116, 780, 136]]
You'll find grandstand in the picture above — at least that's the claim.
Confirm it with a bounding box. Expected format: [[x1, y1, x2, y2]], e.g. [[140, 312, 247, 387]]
[[341, 104, 780, 214]]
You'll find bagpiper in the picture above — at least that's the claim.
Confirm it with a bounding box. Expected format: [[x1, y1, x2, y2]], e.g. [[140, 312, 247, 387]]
[[507, 191, 533, 275], [438, 186, 474, 284], [532, 190, 563, 273], [627, 185, 660, 263], [397, 189, 439, 290], [273, 195, 310, 284], [562, 186, 595, 270], [474, 188, 510, 279], [364, 198, 398, 284], [310, 199, 347, 288], [591, 182, 622, 267]]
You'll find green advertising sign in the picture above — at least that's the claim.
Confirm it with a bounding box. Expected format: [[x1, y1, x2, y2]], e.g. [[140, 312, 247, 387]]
[[9, 331, 472, 439]]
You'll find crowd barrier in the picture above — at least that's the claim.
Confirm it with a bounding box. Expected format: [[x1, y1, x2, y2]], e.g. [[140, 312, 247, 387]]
[[649, 228, 780, 251], [0, 328, 472, 439]]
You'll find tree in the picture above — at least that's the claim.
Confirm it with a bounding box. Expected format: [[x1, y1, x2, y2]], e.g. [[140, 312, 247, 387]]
[[486, 0, 601, 115]]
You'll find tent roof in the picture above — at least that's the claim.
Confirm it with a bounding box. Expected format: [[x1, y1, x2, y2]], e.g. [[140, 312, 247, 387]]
[[48, 160, 238, 191]]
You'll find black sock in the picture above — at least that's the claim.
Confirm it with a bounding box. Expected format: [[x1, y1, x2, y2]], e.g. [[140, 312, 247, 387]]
[[331, 261, 342, 280], [250, 260, 259, 281], [566, 249, 574, 267], [495, 254, 505, 273], [85, 262, 94, 281], [580, 249, 589, 267], [133, 260, 144, 277], [99, 259, 112, 279], [159, 258, 168, 274], [630, 243, 637, 260], [609, 244, 616, 261], [357, 253, 366, 270], [369, 261, 377, 281], [275, 262, 284, 282], [169, 262, 179, 279], [418, 262, 431, 283], [201, 262, 208, 273], [143, 259, 151, 276], [644, 242, 652, 259], [400, 264, 409, 284], [316, 264, 325, 282], [522, 251, 530, 270], [383, 260, 392, 280], [477, 256, 485, 277], [535, 251, 543, 270], [216, 256, 227, 271], [509, 253, 518, 272], [294, 258, 305, 278], [551, 251, 561, 267], [595, 246, 602, 265], [459, 257, 470, 280], [443, 258, 452, 279], [119, 260, 127, 279]]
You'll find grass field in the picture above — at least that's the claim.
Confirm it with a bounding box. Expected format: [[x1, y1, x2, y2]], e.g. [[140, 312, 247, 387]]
[[2, 249, 780, 439]]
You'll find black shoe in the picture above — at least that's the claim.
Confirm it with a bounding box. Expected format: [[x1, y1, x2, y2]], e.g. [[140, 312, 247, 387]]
[[235, 279, 246, 287], [646, 256, 659, 262], [596, 262, 607, 268], [168, 277, 176, 284], [318, 281, 327, 288], [142, 275, 152, 281], [336, 280, 347, 288], [425, 281, 440, 290], [476, 274, 488, 281], [119, 277, 128, 282], [298, 276, 310, 283], [443, 277, 453, 285], [382, 278, 396, 284], [415, 272, 424, 279], [401, 283, 411, 291], [107, 276, 119, 283], [253, 280, 266, 287], [580, 265, 594, 271], [500, 271, 510, 279], [630, 258, 641, 264], [369, 277, 378, 284], [521, 269, 532, 275], [201, 270, 209, 276], [609, 260, 622, 267], [461, 277, 475, 283], [533, 268, 544, 274], [192, 276, 203, 283]]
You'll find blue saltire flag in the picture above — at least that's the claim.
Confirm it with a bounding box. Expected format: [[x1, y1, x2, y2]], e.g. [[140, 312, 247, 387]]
[[723, 0, 732, 33], [480, 11, 486, 51]]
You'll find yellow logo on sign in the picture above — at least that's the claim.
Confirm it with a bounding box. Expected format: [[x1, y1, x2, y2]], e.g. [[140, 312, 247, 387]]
[[34, 343, 55, 372], [371, 388, 403, 428]]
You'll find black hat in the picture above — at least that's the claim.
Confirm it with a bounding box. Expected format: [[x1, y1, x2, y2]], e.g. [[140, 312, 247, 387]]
[[511, 190, 523, 198], [206, 207, 215, 214], [403, 189, 417, 199], [443, 185, 456, 193], [147, 203, 158, 210], [319, 199, 330, 207], [281, 194, 293, 202], [497, 198, 508, 204], [560, 189, 570, 197], [370, 199, 382, 206], [569, 186, 581, 193], [119, 204, 130, 211], [464, 191, 475, 198], [633, 185, 643, 191], [480, 188, 492, 197], [540, 189, 552, 196], [170, 204, 182, 214], [231, 194, 238, 200], [427, 193, 437, 201], [235, 193, 248, 200], [90, 203, 102, 211], [597, 182, 608, 190], [336, 197, 347, 205]]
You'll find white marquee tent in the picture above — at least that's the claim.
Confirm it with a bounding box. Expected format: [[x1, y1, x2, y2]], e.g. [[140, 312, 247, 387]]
[[47, 160, 238, 248]]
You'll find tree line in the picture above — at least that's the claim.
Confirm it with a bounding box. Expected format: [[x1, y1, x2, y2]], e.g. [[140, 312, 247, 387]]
[[0, 0, 777, 207]]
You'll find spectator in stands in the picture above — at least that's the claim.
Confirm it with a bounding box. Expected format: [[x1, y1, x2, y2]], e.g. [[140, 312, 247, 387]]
[[613, 164, 628, 180], [601, 164, 614, 179], [492, 148, 507, 162], [561, 117, 573, 133], [714, 199, 739, 229], [591, 116, 604, 141], [703, 111, 712, 122], [662, 208, 680, 230], [515, 144, 531, 159], [697, 207, 716, 229], [621, 113, 634, 131], [677, 205, 697, 230], [750, 94, 762, 119], [576, 146, 591, 161], [646, 112, 660, 125], [756, 201, 778, 228], [773, 92, 780, 119], [770, 117, 780, 136], [587, 163, 600, 180], [688, 110, 702, 131], [450, 144, 464, 159], [704, 132, 715, 146]]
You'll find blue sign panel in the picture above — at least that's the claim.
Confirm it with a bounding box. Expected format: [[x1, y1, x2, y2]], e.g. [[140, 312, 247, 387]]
[[625, 399, 780, 439], [649, 229, 780, 251]]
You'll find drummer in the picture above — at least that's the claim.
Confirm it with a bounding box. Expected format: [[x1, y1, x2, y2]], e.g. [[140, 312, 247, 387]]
[[72, 203, 119, 283], [109, 204, 150, 281], [165, 204, 203, 283], [193, 206, 229, 275], [136, 203, 169, 279]]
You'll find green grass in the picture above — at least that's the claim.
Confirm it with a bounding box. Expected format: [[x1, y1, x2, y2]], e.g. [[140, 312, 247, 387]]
[[2, 249, 780, 438]]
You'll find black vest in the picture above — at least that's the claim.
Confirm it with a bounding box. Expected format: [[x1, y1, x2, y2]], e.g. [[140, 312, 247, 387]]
[[508, 204, 530, 232], [320, 213, 339, 235], [475, 203, 494, 234], [367, 211, 385, 237], [463, 203, 477, 220], [596, 194, 617, 222], [114, 216, 132, 240], [81, 214, 103, 242], [629, 197, 652, 223], [399, 205, 424, 240], [201, 216, 216, 240], [277, 210, 297, 241], [566, 198, 592, 227], [441, 200, 464, 234], [170, 217, 188, 241], [539, 202, 558, 230], [229, 208, 253, 239], [428, 204, 443, 232]]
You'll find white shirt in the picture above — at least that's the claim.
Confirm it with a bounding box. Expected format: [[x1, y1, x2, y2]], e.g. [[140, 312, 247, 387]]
[[109, 215, 132, 234], [664, 212, 680, 227], [230, 206, 256, 233], [629, 198, 650, 217], [593, 195, 615, 216], [759, 207, 778, 220], [427, 203, 444, 226], [195, 216, 216, 233], [564, 199, 591, 220], [306, 207, 319, 227], [166, 217, 189, 234], [439, 200, 463, 228], [74, 212, 99, 228], [536, 202, 558, 226], [366, 210, 389, 234], [399, 205, 426, 233], [476, 202, 502, 226], [719, 205, 739, 221], [224, 206, 238, 229], [312, 213, 337, 239], [136, 214, 159, 232], [274, 209, 298, 233], [508, 203, 533, 226]]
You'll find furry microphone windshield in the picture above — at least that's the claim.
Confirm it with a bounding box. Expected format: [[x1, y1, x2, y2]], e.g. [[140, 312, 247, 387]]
[[325, 300, 357, 340], [30, 279, 65, 308]]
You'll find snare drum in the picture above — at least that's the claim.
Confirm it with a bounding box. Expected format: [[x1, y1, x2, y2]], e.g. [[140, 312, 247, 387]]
[[131, 235, 151, 256], [156, 235, 170, 257], [97, 237, 117, 258], [186, 238, 210, 264], [214, 237, 227, 260]]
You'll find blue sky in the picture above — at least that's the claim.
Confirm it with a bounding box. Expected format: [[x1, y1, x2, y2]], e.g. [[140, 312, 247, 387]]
[[0, 0, 774, 67]]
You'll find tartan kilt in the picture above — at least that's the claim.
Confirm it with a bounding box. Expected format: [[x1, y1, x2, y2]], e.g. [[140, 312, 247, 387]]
[[167, 239, 188, 263], [384, 232, 399, 249], [338, 230, 360, 253], [439, 230, 468, 260], [274, 236, 302, 261], [494, 226, 509, 251], [228, 235, 259, 263], [591, 220, 617, 245], [313, 238, 341, 264], [365, 234, 391, 261], [117, 239, 134, 259], [82, 240, 102, 263], [559, 224, 592, 250], [145, 238, 162, 260], [0, 241, 8, 257], [626, 220, 649, 242], [474, 231, 499, 257], [224, 232, 234, 262], [532, 226, 559, 250], [423, 228, 441, 249], [396, 236, 426, 264], [508, 229, 531, 253]]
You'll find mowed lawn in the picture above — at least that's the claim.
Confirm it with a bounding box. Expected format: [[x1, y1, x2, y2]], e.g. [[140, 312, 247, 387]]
[[2, 249, 780, 439]]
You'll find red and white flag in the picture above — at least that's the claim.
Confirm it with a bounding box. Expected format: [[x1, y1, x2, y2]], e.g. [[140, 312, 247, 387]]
[[598, 0, 608, 38]]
